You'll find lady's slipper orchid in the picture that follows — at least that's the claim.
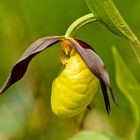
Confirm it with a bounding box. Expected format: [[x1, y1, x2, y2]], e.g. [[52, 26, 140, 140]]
[[0, 36, 117, 118]]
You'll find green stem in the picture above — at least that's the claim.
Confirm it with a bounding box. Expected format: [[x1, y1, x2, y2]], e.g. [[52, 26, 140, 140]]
[[125, 92, 139, 140], [130, 38, 140, 64], [65, 12, 140, 64], [65, 13, 98, 37]]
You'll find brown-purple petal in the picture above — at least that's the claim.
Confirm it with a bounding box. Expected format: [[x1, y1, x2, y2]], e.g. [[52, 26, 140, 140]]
[[0, 36, 63, 94], [68, 38, 118, 113], [100, 79, 110, 114]]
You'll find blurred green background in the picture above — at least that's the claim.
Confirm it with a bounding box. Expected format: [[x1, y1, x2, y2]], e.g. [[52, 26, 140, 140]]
[[0, 0, 140, 140]]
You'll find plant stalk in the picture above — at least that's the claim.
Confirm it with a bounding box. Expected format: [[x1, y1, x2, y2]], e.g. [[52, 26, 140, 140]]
[[65, 13, 98, 37]]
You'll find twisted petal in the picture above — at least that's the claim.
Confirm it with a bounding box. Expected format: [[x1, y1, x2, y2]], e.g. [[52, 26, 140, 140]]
[[67, 38, 118, 114], [0, 36, 63, 94]]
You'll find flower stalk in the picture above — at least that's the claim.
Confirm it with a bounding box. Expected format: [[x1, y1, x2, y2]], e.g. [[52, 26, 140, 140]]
[[65, 13, 98, 37], [65, 0, 140, 64]]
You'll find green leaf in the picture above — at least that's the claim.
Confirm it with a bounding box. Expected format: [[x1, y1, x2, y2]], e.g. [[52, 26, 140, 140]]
[[86, 0, 140, 64], [86, 0, 135, 41], [112, 46, 140, 140], [67, 131, 122, 140]]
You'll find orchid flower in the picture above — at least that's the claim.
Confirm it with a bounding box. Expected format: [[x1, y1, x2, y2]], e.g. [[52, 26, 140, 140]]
[[0, 35, 117, 118]]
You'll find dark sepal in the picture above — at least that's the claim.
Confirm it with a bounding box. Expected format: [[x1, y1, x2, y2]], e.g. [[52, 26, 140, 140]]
[[68, 38, 118, 113], [100, 79, 110, 114], [0, 36, 63, 94]]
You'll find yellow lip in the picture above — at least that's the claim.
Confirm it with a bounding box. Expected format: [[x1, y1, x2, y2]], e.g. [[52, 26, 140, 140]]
[[51, 53, 99, 118]]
